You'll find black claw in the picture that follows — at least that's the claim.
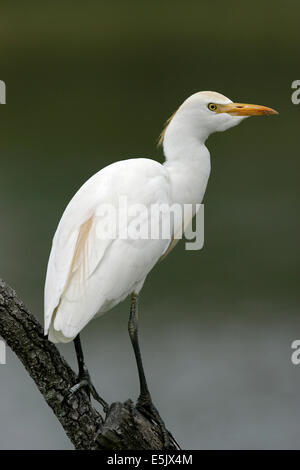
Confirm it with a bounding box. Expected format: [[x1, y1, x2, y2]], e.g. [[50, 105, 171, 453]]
[[90, 382, 109, 414], [136, 395, 170, 449], [67, 378, 89, 398], [65, 371, 109, 414], [71, 335, 109, 415]]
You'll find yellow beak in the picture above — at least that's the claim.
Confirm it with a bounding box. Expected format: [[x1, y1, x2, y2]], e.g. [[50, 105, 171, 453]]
[[217, 102, 278, 116]]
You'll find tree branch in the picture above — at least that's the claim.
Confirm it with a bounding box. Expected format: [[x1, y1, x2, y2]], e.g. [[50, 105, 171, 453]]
[[0, 279, 180, 450]]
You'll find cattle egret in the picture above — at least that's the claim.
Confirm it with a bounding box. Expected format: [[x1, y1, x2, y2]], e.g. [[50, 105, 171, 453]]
[[44, 91, 277, 446]]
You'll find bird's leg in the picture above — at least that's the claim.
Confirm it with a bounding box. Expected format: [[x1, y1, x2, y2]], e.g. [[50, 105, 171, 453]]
[[73, 333, 90, 399], [67, 334, 109, 414], [128, 293, 170, 448]]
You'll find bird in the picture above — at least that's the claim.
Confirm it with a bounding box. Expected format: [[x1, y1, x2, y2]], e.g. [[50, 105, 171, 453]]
[[44, 91, 277, 447]]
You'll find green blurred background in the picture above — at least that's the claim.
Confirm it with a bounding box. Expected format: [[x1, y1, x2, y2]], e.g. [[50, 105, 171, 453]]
[[0, 0, 300, 449]]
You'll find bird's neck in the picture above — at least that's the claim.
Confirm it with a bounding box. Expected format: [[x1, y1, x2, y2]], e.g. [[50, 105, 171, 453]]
[[162, 126, 211, 206], [162, 108, 210, 161]]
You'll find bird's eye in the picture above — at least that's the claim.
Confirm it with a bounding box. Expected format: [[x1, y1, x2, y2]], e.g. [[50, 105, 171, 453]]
[[208, 103, 217, 112]]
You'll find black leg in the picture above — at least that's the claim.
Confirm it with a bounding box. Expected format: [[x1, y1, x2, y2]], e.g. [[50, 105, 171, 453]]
[[67, 334, 109, 414], [128, 294, 149, 398], [128, 293, 169, 448], [74, 334, 90, 399], [74, 334, 85, 376]]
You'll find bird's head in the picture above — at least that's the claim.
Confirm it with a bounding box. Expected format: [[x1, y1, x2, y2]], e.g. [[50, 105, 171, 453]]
[[159, 91, 278, 151]]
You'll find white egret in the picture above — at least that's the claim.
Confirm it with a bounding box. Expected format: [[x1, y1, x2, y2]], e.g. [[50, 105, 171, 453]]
[[44, 91, 277, 446]]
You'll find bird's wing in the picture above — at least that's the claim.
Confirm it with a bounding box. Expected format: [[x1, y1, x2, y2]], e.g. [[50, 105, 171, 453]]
[[44, 179, 111, 336], [44, 158, 171, 341]]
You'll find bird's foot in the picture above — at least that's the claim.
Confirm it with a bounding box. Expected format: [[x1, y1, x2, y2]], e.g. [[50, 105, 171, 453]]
[[66, 366, 109, 414], [136, 393, 170, 449]]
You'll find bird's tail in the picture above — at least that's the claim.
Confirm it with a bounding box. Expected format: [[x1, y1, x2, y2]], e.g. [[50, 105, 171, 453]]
[[48, 321, 76, 343]]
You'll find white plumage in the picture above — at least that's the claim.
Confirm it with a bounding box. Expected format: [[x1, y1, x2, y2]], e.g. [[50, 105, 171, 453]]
[[45, 158, 172, 342], [44, 91, 277, 344]]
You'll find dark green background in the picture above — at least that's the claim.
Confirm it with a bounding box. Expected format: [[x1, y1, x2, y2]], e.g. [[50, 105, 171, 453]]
[[0, 1, 299, 449]]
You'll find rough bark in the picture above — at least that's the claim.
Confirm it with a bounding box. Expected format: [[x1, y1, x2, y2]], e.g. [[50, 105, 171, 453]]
[[0, 279, 180, 450]]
